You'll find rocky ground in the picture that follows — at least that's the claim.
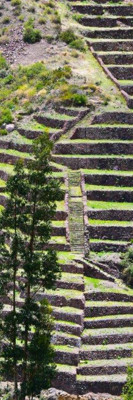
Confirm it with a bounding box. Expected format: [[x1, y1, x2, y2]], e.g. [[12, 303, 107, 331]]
[[39, 388, 121, 400]]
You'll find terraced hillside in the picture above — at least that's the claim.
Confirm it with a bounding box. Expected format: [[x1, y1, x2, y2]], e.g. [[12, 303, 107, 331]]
[[1, 0, 133, 397], [70, 0, 133, 108]]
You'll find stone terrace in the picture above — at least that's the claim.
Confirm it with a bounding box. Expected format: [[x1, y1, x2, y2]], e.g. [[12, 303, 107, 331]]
[[1, 0, 133, 395], [69, 0, 133, 108]]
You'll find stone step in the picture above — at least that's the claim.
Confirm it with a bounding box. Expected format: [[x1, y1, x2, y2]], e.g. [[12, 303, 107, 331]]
[[90, 239, 128, 253], [77, 358, 133, 376], [55, 320, 82, 336], [0, 139, 32, 153], [54, 141, 133, 155], [71, 4, 133, 16], [0, 151, 30, 166], [100, 53, 133, 65], [85, 172, 133, 187], [84, 314, 133, 329], [53, 366, 77, 394], [89, 224, 133, 241], [54, 345, 79, 366], [90, 39, 133, 52], [72, 126, 133, 140], [84, 28, 133, 40], [92, 112, 133, 125], [119, 82, 133, 96], [82, 326, 133, 345], [52, 155, 133, 171], [88, 259, 119, 278], [60, 262, 83, 274], [87, 188, 133, 203], [85, 301, 133, 317], [78, 16, 133, 28], [44, 291, 85, 309], [79, 259, 114, 282], [52, 331, 81, 347], [85, 290, 133, 302], [53, 306, 84, 326], [80, 342, 133, 361], [52, 226, 66, 236], [77, 374, 126, 396], [108, 65, 133, 80], [88, 209, 133, 221]]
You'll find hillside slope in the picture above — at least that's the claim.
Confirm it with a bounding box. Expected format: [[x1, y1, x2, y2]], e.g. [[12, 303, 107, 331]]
[[0, 0, 133, 397]]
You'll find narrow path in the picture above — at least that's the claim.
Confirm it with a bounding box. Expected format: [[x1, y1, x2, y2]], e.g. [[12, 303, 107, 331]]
[[68, 170, 85, 255]]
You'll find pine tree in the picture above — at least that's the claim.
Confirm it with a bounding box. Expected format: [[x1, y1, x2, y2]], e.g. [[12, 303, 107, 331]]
[[0, 132, 63, 399]]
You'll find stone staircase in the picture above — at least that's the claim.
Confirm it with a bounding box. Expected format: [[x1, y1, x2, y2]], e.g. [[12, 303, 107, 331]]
[[76, 284, 133, 395], [53, 109, 133, 253], [68, 171, 85, 255], [69, 0, 133, 108], [1, 6, 133, 395]]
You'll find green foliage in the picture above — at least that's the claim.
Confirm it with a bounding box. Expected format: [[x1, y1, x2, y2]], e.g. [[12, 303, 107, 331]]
[[60, 29, 86, 52], [0, 55, 73, 125], [60, 28, 76, 44], [59, 84, 87, 106], [0, 132, 63, 399], [11, 0, 21, 5], [70, 38, 86, 52], [0, 107, 13, 125], [23, 18, 42, 43], [120, 244, 133, 287], [122, 366, 133, 400], [0, 53, 7, 69]]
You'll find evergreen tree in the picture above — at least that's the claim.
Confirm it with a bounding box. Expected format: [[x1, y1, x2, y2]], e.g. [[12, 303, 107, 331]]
[[0, 132, 63, 399]]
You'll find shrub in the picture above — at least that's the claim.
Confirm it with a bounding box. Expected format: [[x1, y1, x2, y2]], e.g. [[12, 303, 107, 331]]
[[59, 84, 87, 107], [120, 244, 133, 287], [70, 38, 86, 52], [60, 28, 76, 44], [0, 107, 13, 125], [2, 16, 10, 24], [0, 54, 8, 70], [122, 366, 133, 400], [11, 0, 21, 5], [0, 128, 7, 135], [23, 18, 42, 43]]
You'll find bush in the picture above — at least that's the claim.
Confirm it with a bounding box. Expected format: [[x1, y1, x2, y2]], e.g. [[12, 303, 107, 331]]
[[59, 84, 87, 107], [122, 366, 133, 400], [23, 18, 42, 43], [120, 244, 133, 287], [0, 107, 13, 125], [70, 38, 86, 52], [60, 28, 76, 44], [11, 0, 21, 5], [0, 53, 8, 70]]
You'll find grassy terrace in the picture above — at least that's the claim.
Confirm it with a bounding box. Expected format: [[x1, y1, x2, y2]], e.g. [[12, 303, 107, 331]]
[[86, 184, 133, 191], [53, 154, 133, 158], [89, 239, 128, 244], [59, 139, 133, 144], [87, 201, 133, 210], [0, 149, 32, 158], [83, 169, 133, 176], [86, 185, 133, 192], [89, 220, 133, 226]]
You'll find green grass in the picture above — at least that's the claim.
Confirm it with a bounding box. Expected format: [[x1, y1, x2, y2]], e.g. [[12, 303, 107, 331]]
[[86, 184, 133, 191], [45, 288, 83, 298], [60, 272, 83, 282], [54, 345, 78, 352], [89, 219, 133, 226], [0, 148, 31, 158], [83, 169, 133, 176], [87, 200, 133, 210], [90, 239, 128, 244], [52, 220, 65, 227]]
